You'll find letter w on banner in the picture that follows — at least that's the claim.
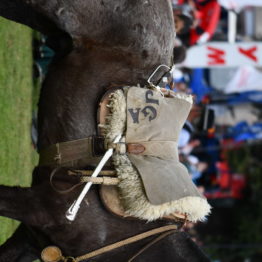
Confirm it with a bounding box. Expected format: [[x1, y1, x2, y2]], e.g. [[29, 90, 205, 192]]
[[182, 42, 262, 68], [207, 46, 225, 65]]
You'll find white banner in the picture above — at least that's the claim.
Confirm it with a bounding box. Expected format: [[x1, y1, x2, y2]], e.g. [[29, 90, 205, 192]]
[[225, 65, 262, 94], [182, 42, 262, 68], [218, 0, 262, 12]]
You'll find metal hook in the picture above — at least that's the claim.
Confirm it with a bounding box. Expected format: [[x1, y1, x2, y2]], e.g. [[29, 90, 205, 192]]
[[147, 64, 171, 87], [147, 64, 171, 96]]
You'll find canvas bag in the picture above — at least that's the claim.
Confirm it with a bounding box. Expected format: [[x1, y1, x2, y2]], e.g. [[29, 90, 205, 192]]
[[103, 86, 211, 222]]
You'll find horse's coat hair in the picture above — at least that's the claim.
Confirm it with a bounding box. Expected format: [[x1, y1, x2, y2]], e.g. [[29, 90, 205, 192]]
[[0, 1, 211, 261]]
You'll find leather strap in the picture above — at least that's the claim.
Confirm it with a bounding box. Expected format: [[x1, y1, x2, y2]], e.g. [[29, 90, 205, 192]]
[[128, 230, 176, 262], [41, 225, 177, 262], [74, 225, 177, 262]]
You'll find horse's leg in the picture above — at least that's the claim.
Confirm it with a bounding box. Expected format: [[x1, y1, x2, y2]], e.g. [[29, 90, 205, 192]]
[[0, 0, 61, 35], [0, 0, 74, 34], [0, 224, 38, 262]]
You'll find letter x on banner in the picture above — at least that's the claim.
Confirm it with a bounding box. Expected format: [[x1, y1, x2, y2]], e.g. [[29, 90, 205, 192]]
[[182, 42, 262, 68]]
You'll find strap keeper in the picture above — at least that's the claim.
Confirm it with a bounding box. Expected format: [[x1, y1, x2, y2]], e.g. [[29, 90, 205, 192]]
[[127, 143, 145, 154]]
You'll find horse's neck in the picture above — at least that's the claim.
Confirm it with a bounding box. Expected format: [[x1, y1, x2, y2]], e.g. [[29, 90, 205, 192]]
[[37, 49, 117, 149], [37, 46, 170, 150], [37, 0, 176, 150], [36, 26, 177, 257]]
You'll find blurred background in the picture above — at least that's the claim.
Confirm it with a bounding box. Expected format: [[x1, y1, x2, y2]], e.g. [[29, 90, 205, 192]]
[[168, 1, 262, 261], [0, 0, 262, 261]]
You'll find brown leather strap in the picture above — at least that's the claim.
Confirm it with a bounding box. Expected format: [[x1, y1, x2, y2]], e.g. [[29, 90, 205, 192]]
[[68, 170, 116, 176], [49, 167, 83, 194], [74, 225, 177, 262], [128, 230, 176, 262]]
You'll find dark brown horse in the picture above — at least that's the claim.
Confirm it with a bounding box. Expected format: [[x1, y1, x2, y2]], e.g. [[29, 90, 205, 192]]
[[0, 1, 210, 261]]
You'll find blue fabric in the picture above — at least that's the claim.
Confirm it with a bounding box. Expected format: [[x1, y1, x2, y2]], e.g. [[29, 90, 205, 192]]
[[226, 91, 262, 105], [189, 68, 211, 103], [199, 136, 220, 174], [226, 121, 262, 142]]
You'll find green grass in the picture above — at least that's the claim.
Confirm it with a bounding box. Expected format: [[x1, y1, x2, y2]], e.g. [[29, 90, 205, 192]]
[[0, 17, 37, 245]]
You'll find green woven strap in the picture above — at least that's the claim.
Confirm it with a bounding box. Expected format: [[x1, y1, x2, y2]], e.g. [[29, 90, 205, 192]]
[[39, 137, 106, 167]]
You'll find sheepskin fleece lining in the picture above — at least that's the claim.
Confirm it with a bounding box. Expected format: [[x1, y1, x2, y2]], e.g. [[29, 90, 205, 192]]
[[103, 87, 211, 222]]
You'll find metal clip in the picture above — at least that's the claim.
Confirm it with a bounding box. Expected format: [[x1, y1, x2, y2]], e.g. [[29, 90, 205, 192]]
[[147, 64, 171, 87]]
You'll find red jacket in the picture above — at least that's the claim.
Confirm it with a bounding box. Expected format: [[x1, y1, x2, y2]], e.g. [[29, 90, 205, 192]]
[[190, 0, 221, 45]]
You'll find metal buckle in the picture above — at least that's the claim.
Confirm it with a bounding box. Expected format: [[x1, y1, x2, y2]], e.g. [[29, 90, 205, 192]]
[[92, 136, 106, 156]]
